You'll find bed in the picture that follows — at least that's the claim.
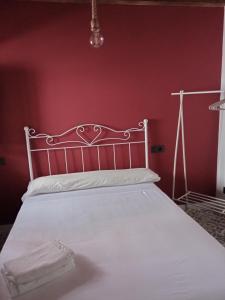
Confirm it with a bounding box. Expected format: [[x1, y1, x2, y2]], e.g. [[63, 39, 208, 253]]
[[1, 120, 225, 300]]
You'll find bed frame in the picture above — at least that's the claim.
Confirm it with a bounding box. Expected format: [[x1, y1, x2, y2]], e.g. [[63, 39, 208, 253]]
[[24, 119, 149, 181]]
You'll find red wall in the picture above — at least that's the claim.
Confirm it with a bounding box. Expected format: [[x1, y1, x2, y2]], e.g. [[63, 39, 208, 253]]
[[0, 2, 223, 223]]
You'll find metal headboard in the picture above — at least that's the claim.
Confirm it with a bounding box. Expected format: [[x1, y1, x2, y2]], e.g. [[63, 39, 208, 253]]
[[24, 119, 149, 181]]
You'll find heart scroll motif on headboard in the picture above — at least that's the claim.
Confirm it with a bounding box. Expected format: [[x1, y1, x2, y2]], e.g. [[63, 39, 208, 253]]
[[28, 122, 144, 147]]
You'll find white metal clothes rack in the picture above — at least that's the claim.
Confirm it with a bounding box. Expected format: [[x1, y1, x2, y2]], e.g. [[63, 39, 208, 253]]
[[172, 89, 225, 214]]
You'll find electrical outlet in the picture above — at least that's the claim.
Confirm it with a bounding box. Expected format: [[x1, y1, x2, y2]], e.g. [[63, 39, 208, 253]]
[[151, 145, 165, 153], [0, 157, 6, 166]]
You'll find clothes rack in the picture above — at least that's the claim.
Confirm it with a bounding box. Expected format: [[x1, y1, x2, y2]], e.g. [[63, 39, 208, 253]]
[[171, 89, 225, 214]]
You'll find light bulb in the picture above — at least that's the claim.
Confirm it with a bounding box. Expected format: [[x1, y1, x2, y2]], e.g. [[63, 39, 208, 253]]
[[90, 31, 104, 48]]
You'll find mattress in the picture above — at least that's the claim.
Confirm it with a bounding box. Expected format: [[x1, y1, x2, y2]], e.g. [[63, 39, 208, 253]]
[[1, 182, 225, 300]]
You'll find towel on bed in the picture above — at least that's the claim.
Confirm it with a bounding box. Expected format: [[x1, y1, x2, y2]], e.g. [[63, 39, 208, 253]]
[[1, 240, 75, 297]]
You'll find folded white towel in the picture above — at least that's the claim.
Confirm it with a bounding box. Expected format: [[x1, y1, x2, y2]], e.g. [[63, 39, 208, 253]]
[[1, 241, 75, 298]]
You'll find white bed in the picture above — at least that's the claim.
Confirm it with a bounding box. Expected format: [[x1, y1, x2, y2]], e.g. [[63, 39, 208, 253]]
[[1, 183, 225, 300], [1, 120, 225, 299]]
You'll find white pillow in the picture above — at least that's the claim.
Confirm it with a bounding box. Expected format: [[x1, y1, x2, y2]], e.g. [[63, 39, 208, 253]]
[[23, 168, 160, 198]]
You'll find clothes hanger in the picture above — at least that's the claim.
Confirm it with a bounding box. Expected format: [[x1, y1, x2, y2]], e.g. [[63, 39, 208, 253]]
[[209, 99, 225, 111]]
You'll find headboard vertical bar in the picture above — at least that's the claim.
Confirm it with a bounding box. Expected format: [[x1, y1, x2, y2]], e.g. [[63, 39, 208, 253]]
[[47, 150, 52, 175], [80, 147, 85, 172], [113, 144, 116, 170], [128, 143, 132, 168], [64, 148, 68, 173], [24, 126, 34, 181], [97, 146, 101, 170], [143, 119, 149, 168]]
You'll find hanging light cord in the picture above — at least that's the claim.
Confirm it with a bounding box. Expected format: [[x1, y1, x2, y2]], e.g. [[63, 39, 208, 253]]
[[90, 0, 104, 48], [91, 0, 99, 32]]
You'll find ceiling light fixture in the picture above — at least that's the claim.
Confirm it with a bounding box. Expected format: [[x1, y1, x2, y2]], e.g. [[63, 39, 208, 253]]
[[90, 0, 104, 48]]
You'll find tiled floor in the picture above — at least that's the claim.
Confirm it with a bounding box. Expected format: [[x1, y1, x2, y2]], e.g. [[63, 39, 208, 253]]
[[185, 206, 225, 247]]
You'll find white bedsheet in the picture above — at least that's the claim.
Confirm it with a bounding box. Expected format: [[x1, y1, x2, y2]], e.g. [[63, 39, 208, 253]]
[[1, 183, 225, 300]]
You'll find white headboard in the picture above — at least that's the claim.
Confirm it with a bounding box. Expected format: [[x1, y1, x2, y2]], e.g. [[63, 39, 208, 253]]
[[24, 119, 149, 181]]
